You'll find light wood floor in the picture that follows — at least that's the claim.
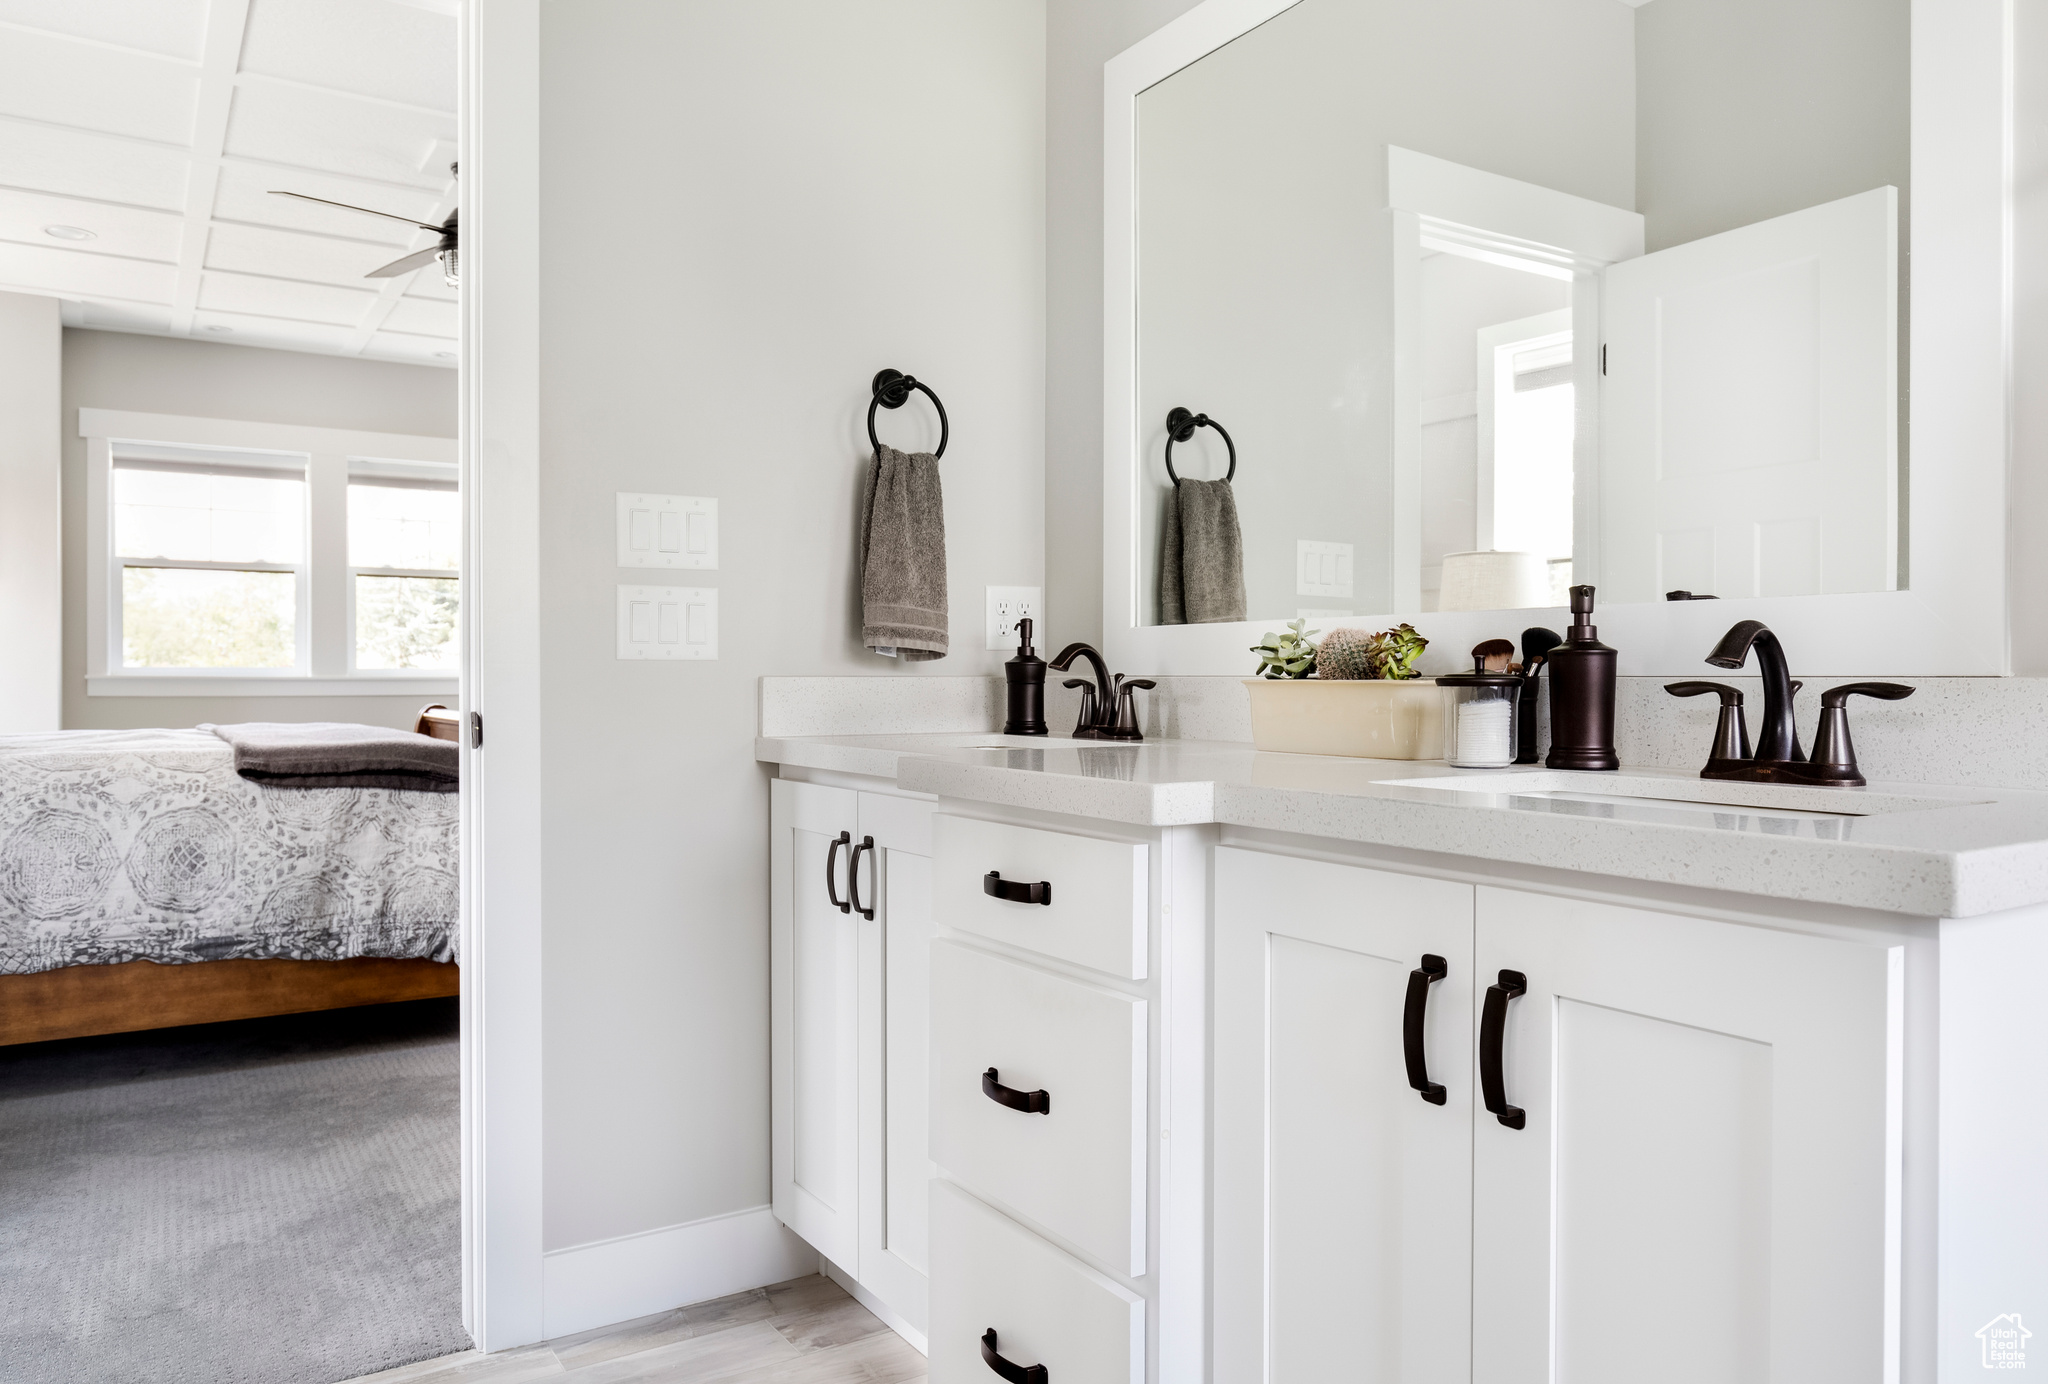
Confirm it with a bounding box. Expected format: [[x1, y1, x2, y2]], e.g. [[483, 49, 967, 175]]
[[343, 1275, 926, 1384]]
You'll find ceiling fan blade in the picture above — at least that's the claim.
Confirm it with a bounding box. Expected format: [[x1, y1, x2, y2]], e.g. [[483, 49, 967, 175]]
[[268, 190, 445, 233], [366, 246, 444, 279]]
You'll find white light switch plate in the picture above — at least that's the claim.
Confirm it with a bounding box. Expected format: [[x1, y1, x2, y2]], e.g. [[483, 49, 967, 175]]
[[618, 493, 717, 569], [618, 586, 717, 659], [985, 585, 1042, 650], [1296, 539, 1355, 597]]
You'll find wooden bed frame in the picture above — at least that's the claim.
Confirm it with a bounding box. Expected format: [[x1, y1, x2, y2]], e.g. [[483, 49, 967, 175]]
[[0, 707, 464, 1047], [0, 958, 459, 1047]]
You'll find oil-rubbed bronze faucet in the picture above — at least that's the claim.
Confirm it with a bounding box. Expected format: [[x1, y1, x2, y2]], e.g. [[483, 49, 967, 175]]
[[1684, 621, 1913, 786], [1049, 642, 1153, 740]]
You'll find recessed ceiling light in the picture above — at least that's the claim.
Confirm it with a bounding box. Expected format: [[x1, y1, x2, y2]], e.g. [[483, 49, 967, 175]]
[[201, 324, 233, 333], [434, 351, 457, 359], [44, 224, 96, 241]]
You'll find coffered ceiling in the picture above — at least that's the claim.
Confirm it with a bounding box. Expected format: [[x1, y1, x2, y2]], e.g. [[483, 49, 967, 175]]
[[0, 0, 459, 367]]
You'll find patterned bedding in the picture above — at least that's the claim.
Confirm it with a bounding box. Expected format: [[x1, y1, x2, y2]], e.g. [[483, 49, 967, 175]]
[[0, 728, 458, 976]]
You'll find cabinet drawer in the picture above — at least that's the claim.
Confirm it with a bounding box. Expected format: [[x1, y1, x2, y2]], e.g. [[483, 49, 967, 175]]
[[930, 1179, 1143, 1384], [933, 814, 1147, 979], [930, 940, 1147, 1275]]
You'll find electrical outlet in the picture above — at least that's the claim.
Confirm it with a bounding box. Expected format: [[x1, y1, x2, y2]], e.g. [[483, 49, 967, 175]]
[[985, 586, 1042, 650]]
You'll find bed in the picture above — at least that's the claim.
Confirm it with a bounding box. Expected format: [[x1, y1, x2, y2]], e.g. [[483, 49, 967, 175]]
[[0, 726, 458, 1045]]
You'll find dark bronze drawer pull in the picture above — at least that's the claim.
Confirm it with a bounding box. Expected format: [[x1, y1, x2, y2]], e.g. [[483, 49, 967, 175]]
[[981, 1328, 1048, 1383], [982, 1067, 1050, 1115], [984, 871, 1051, 906], [1402, 953, 1448, 1105], [847, 836, 875, 920], [1480, 968, 1527, 1130], [824, 831, 851, 914]]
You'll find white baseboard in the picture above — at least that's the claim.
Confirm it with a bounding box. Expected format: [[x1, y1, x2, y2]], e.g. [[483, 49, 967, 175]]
[[819, 1255, 929, 1356], [542, 1205, 818, 1340]]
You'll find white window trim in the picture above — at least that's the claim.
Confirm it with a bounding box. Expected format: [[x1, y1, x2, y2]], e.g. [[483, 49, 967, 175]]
[[81, 407, 458, 697]]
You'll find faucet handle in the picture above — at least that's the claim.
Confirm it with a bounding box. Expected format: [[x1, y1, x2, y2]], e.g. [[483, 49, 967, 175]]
[[1061, 677, 1101, 739], [1664, 680, 1743, 706], [1103, 679, 1156, 741], [1820, 681, 1914, 709], [1666, 680, 1752, 766], [1807, 683, 1913, 785]]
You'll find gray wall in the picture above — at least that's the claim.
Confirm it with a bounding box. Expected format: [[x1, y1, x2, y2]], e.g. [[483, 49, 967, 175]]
[[2012, 0, 2048, 676], [60, 329, 458, 732], [0, 292, 61, 731], [536, 0, 1046, 1251], [1635, 0, 1909, 254]]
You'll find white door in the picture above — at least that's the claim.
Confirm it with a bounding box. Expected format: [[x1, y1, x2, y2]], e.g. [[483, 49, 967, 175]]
[[1599, 187, 1898, 603], [1471, 886, 1902, 1384], [856, 791, 934, 1338], [1212, 848, 1476, 1384], [770, 778, 861, 1270]]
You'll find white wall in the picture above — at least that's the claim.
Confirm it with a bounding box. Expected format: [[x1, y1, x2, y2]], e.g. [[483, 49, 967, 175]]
[[60, 329, 457, 732], [0, 292, 61, 731], [535, 1, 1046, 1253]]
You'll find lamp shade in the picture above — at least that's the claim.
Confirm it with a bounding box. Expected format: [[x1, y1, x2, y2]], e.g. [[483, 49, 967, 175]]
[[1438, 550, 1550, 611]]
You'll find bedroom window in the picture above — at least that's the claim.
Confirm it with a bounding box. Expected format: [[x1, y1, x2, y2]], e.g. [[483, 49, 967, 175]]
[[84, 409, 458, 696], [348, 459, 461, 671], [112, 446, 310, 671]]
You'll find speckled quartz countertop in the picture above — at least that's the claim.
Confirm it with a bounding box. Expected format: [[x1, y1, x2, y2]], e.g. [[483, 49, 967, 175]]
[[757, 731, 2048, 919]]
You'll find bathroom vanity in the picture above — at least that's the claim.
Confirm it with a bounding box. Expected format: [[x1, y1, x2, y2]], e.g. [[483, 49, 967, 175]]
[[762, 724, 2048, 1384]]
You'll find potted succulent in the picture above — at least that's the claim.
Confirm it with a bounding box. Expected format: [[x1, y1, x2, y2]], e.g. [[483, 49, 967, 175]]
[[1242, 622, 1443, 758]]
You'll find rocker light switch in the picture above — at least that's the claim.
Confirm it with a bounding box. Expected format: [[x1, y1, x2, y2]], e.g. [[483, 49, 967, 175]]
[[618, 586, 717, 660], [618, 494, 717, 569]]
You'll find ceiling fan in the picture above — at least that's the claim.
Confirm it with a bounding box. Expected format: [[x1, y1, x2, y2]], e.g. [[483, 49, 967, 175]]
[[268, 186, 459, 287]]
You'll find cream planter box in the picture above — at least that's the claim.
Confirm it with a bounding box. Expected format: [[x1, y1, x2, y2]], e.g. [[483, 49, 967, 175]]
[[1242, 678, 1442, 759]]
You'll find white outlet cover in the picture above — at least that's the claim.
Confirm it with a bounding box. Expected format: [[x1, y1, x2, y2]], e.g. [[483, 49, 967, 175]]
[[985, 585, 1043, 650], [1296, 539, 1355, 598], [618, 493, 717, 569], [618, 586, 717, 659]]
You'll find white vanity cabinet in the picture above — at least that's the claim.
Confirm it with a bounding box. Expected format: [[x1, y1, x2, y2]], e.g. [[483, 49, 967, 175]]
[[1214, 845, 1904, 1384], [769, 777, 934, 1340]]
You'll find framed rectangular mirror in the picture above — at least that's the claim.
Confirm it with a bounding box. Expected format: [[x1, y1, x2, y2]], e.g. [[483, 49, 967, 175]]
[[1104, 0, 2009, 677]]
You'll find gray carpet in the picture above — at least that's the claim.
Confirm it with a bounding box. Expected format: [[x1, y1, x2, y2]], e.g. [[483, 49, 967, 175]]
[[0, 999, 469, 1384]]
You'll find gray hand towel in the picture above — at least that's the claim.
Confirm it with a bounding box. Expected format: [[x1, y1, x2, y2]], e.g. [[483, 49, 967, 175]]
[[1159, 478, 1247, 624], [861, 444, 949, 660], [202, 721, 458, 792]]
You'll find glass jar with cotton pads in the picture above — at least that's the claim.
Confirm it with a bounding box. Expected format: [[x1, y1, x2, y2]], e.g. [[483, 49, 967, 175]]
[[1434, 667, 1523, 768]]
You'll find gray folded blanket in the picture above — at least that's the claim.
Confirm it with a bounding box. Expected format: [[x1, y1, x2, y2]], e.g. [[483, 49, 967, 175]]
[[861, 444, 949, 660], [1160, 477, 1247, 624], [203, 721, 458, 792]]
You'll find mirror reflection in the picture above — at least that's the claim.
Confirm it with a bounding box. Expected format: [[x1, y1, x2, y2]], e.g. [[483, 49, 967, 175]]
[[1137, 0, 1906, 625]]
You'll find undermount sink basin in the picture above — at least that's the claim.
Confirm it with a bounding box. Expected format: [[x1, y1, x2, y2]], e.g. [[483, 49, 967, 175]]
[[1371, 771, 1978, 833]]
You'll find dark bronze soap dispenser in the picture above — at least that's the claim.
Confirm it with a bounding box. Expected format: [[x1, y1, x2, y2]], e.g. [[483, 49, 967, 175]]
[[1544, 585, 1619, 770]]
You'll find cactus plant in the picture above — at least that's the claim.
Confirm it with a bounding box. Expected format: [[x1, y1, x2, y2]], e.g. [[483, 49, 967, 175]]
[[1315, 627, 1376, 680]]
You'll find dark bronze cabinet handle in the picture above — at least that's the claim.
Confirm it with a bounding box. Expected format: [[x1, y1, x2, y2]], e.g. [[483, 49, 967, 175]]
[[984, 871, 1051, 906], [824, 831, 851, 914], [981, 1328, 1048, 1383], [847, 836, 875, 920], [1403, 954, 1448, 1105], [982, 1067, 1050, 1115], [1480, 969, 1527, 1130]]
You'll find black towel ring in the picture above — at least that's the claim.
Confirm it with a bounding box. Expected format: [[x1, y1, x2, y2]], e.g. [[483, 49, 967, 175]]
[[1163, 406, 1234, 484], [868, 369, 948, 459]]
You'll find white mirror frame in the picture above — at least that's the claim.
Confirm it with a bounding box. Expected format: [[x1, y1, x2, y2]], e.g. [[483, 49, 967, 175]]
[[1103, 0, 2010, 677]]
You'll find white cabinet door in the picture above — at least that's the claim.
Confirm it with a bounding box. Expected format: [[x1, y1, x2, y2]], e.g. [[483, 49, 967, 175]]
[[770, 778, 861, 1271], [857, 791, 934, 1337], [929, 1179, 1144, 1384], [1472, 886, 1902, 1384], [1212, 847, 1477, 1384]]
